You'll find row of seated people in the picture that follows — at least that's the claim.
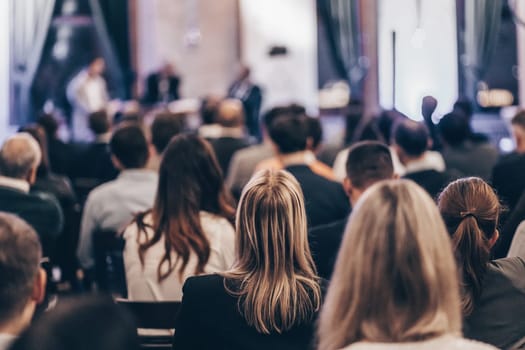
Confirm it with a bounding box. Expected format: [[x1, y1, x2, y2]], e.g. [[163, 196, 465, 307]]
[[1, 160, 524, 349]]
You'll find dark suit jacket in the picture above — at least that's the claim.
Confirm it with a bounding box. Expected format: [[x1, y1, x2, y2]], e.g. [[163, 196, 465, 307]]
[[228, 81, 262, 138], [308, 217, 348, 280], [403, 170, 454, 200], [464, 257, 525, 349], [173, 274, 319, 350], [143, 73, 180, 105], [0, 185, 63, 256], [492, 152, 525, 212], [285, 165, 350, 227], [209, 137, 251, 176]]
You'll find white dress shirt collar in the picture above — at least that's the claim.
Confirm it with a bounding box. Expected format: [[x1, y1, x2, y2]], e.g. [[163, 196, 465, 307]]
[[0, 176, 30, 193]]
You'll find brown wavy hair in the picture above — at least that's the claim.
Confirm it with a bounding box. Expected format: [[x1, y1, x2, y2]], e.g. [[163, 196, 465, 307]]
[[135, 134, 235, 281], [437, 177, 500, 316]]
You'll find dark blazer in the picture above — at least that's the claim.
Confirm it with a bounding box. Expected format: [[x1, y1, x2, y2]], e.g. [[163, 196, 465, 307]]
[[285, 165, 350, 227], [403, 170, 454, 200], [209, 137, 251, 176], [464, 257, 525, 349], [228, 81, 262, 138], [308, 217, 348, 280], [492, 152, 525, 212], [143, 73, 180, 105], [173, 274, 319, 350], [0, 185, 63, 256]]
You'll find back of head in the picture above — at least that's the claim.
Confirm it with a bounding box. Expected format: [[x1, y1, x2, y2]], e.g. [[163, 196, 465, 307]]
[[261, 104, 306, 131], [150, 112, 184, 154], [0, 213, 42, 326], [437, 177, 499, 316], [11, 296, 139, 350], [306, 116, 323, 150], [36, 113, 59, 139], [269, 114, 309, 154], [393, 119, 429, 157], [453, 99, 473, 120], [200, 95, 222, 125], [318, 180, 461, 349], [88, 110, 110, 135], [140, 134, 234, 281], [18, 125, 50, 176], [216, 98, 244, 128], [229, 169, 321, 334], [110, 125, 149, 169], [438, 111, 470, 147], [346, 141, 394, 189], [0, 133, 42, 179], [421, 96, 438, 118]]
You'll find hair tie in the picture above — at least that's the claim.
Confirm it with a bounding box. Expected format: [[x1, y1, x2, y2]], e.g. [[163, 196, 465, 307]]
[[460, 211, 476, 219]]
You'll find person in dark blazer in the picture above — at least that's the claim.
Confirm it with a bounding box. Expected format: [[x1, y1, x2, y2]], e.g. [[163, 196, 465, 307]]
[[227, 65, 262, 139], [173, 170, 322, 350], [309, 141, 395, 279], [393, 118, 455, 199], [268, 114, 349, 227], [0, 133, 63, 257], [142, 63, 180, 106]]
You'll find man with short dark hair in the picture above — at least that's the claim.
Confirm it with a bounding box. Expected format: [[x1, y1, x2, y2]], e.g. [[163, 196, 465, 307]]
[[0, 212, 46, 349], [0, 133, 63, 257], [309, 141, 395, 279], [226, 105, 302, 199], [148, 112, 185, 170], [393, 119, 453, 199], [269, 114, 349, 227], [77, 125, 157, 271], [438, 111, 498, 181]]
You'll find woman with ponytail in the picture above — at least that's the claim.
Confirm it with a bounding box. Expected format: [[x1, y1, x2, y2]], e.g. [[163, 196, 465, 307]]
[[438, 177, 525, 349]]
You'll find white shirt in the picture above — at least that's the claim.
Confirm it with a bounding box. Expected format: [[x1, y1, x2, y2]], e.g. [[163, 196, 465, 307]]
[[341, 335, 497, 350], [77, 169, 158, 269], [123, 211, 235, 301], [0, 176, 29, 193], [0, 334, 16, 350]]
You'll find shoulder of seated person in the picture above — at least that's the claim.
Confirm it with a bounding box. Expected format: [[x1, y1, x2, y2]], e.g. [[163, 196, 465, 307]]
[[183, 274, 225, 295], [30, 189, 60, 204]]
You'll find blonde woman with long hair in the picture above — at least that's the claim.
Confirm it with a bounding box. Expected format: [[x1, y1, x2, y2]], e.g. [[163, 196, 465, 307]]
[[317, 180, 496, 350], [173, 170, 322, 350]]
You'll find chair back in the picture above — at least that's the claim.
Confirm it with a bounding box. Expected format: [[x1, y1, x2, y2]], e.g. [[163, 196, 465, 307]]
[[115, 299, 181, 329], [93, 230, 126, 296]]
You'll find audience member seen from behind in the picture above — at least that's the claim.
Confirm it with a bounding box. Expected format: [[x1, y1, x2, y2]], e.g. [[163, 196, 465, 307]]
[[36, 113, 71, 176], [173, 170, 322, 350], [309, 141, 395, 279], [256, 114, 335, 181], [438, 178, 525, 349], [0, 133, 63, 257], [124, 134, 236, 301], [10, 296, 139, 350], [438, 111, 498, 181], [317, 180, 496, 350], [227, 104, 307, 199], [208, 98, 251, 175], [76, 125, 157, 276], [264, 114, 349, 227], [148, 111, 184, 170], [20, 125, 79, 286], [0, 213, 46, 350], [393, 119, 453, 199]]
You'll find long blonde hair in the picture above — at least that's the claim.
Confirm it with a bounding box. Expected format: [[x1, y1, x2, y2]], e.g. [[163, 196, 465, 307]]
[[224, 169, 321, 334], [317, 180, 461, 350]]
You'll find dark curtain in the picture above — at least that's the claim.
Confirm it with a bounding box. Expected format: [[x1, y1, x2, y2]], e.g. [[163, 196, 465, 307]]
[[317, 0, 365, 100], [95, 0, 133, 99], [464, 0, 504, 100]]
